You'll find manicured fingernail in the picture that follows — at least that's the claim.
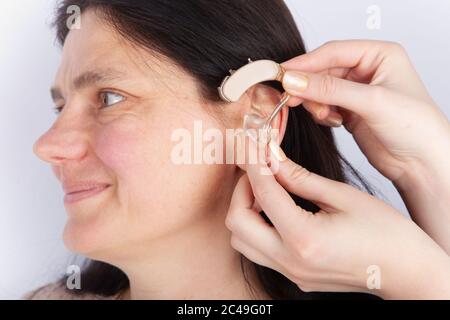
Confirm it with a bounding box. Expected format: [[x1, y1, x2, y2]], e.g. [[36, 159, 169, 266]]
[[268, 140, 287, 162], [316, 106, 327, 119], [283, 71, 309, 95], [326, 114, 343, 127]]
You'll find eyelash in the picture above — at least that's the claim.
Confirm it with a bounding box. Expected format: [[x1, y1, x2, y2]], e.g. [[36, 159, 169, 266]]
[[53, 91, 125, 115], [53, 106, 64, 115]]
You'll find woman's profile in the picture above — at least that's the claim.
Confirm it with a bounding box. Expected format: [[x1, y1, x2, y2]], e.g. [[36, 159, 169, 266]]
[[28, 0, 379, 300]]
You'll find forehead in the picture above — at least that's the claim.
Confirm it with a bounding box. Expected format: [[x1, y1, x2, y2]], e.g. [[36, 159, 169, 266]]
[[52, 8, 201, 105], [54, 9, 174, 87]]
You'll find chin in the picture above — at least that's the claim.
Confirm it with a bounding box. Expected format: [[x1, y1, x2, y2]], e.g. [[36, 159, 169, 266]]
[[62, 216, 117, 260]]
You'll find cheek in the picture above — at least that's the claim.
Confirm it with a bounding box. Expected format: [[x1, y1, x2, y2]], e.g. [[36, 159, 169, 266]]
[[95, 120, 145, 174], [93, 117, 168, 208]]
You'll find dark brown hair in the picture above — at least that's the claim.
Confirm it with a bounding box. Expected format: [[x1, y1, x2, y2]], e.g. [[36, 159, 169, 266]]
[[50, 0, 379, 300]]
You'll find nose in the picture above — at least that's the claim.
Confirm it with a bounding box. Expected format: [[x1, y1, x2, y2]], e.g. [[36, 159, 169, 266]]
[[33, 116, 90, 165]]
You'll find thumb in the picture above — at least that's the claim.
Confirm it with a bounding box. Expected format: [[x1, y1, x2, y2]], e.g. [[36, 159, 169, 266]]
[[282, 70, 388, 120], [273, 157, 356, 212]]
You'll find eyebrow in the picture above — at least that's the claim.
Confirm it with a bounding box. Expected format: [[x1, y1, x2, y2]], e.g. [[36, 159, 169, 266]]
[[50, 68, 126, 102]]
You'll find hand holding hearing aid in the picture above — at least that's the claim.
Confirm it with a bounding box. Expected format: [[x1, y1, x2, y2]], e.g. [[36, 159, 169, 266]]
[[224, 40, 450, 299], [281, 40, 450, 254], [227, 134, 450, 299]]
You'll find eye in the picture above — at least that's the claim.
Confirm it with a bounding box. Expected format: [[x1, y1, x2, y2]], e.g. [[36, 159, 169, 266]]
[[53, 106, 64, 115], [100, 91, 125, 108], [52, 91, 125, 115]]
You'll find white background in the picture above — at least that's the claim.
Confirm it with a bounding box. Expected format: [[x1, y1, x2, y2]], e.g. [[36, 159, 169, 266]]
[[0, 0, 449, 299]]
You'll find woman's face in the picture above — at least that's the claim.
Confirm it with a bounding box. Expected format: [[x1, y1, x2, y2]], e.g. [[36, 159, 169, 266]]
[[33, 10, 240, 260]]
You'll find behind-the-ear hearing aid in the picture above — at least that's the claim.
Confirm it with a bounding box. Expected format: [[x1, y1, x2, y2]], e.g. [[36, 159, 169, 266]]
[[218, 59, 290, 143]]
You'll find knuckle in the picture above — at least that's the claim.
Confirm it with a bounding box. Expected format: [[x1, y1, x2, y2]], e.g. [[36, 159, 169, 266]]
[[287, 164, 311, 188], [292, 276, 314, 293], [318, 74, 338, 98], [324, 40, 339, 49], [281, 252, 317, 294], [386, 41, 407, 55], [225, 213, 236, 231], [302, 246, 317, 263], [292, 239, 320, 265], [253, 187, 271, 202], [322, 40, 341, 63], [391, 41, 405, 51], [297, 283, 314, 293]]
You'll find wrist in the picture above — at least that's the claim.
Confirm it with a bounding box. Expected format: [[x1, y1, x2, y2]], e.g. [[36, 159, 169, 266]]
[[392, 156, 450, 254], [393, 117, 450, 193], [392, 155, 450, 214], [380, 252, 450, 300], [393, 155, 449, 194]]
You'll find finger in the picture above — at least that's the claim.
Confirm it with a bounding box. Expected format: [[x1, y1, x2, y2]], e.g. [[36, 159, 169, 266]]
[[323, 109, 344, 128], [240, 134, 307, 236], [281, 40, 386, 74], [274, 157, 359, 212], [288, 67, 348, 127], [302, 100, 344, 128], [228, 173, 254, 212], [302, 100, 331, 120], [286, 95, 303, 107], [282, 70, 387, 119], [227, 174, 284, 256], [230, 235, 280, 271], [285, 67, 348, 108]]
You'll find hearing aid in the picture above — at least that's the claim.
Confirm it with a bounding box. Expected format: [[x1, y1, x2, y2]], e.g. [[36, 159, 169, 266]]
[[218, 59, 291, 144]]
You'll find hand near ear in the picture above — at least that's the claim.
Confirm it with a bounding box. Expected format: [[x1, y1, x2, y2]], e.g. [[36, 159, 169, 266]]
[[226, 134, 450, 299], [281, 40, 450, 254]]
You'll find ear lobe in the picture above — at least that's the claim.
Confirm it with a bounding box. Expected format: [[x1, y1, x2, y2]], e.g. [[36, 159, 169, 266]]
[[244, 84, 289, 144]]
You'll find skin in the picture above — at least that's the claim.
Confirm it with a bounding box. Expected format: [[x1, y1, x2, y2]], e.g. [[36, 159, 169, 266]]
[[282, 40, 450, 254], [228, 40, 450, 299], [33, 10, 448, 299], [33, 10, 283, 299]]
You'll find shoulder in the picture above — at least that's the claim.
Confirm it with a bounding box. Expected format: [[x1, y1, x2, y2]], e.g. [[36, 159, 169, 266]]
[[22, 282, 121, 300]]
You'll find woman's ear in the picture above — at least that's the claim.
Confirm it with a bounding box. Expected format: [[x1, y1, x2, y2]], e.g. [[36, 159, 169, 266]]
[[243, 84, 289, 145]]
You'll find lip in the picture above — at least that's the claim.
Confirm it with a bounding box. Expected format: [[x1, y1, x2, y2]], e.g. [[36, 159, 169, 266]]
[[63, 183, 111, 204]]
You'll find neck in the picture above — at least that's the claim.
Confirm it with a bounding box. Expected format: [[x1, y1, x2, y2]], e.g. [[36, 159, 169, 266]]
[[113, 211, 268, 300]]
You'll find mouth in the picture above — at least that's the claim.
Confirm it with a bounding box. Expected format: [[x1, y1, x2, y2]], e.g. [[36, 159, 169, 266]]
[[64, 184, 111, 204]]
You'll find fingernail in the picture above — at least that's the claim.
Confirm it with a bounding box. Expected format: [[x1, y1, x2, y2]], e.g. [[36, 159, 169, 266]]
[[268, 140, 287, 162], [283, 71, 309, 95], [315, 106, 327, 119], [326, 114, 343, 127]]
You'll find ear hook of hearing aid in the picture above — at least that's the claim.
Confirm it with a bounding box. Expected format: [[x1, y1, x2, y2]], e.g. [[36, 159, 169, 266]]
[[261, 91, 290, 133], [217, 59, 291, 142]]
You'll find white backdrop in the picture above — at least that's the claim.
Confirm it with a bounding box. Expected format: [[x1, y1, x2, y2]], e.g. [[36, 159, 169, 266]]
[[1, 0, 449, 299]]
